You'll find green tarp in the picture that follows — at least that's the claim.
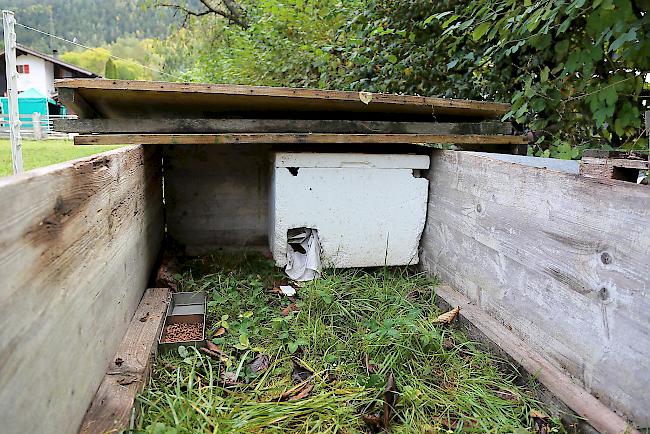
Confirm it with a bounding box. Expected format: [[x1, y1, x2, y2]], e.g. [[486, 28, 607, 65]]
[[1, 87, 61, 127]]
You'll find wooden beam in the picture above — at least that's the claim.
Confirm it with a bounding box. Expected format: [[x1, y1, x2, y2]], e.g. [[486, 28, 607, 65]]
[[74, 133, 527, 146], [54, 118, 511, 135], [55, 78, 510, 119], [79, 288, 170, 434], [0, 146, 163, 434], [580, 151, 649, 181], [55, 79, 509, 120], [58, 88, 100, 119], [433, 284, 640, 434]]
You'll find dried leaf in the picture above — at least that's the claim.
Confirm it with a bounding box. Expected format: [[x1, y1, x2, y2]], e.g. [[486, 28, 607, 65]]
[[442, 338, 455, 350], [291, 358, 314, 383], [382, 372, 398, 428], [139, 312, 150, 322], [433, 306, 460, 324], [495, 389, 519, 401], [280, 378, 313, 401], [534, 420, 549, 434], [281, 302, 299, 316], [221, 371, 242, 386], [359, 91, 373, 105], [405, 290, 421, 300], [155, 260, 179, 291], [288, 382, 314, 401], [361, 413, 382, 429], [250, 354, 270, 374], [213, 327, 226, 337], [206, 341, 224, 354], [530, 409, 549, 419], [201, 344, 229, 363]]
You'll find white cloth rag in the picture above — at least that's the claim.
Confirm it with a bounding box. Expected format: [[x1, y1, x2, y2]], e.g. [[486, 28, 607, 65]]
[[285, 228, 321, 281]]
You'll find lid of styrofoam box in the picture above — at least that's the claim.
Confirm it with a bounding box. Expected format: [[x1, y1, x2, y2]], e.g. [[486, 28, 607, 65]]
[[274, 153, 430, 169]]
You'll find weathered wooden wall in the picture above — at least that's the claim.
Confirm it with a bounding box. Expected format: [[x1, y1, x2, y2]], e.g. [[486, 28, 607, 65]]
[[164, 144, 270, 253], [0, 145, 163, 434], [420, 150, 650, 428]]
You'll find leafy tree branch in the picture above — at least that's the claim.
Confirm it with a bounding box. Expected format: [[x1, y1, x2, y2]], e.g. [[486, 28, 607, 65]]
[[155, 0, 249, 28]]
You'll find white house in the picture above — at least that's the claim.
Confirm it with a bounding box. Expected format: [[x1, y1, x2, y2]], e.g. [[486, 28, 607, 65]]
[[0, 44, 98, 99]]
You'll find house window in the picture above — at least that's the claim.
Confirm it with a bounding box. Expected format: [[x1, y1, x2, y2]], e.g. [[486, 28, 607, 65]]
[[16, 64, 30, 74]]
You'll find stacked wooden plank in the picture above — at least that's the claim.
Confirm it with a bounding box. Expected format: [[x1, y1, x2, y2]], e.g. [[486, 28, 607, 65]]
[[580, 149, 649, 182], [54, 79, 526, 149]]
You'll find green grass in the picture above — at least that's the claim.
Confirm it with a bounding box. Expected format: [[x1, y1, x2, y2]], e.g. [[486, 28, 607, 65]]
[[0, 139, 121, 177], [137, 253, 564, 433]]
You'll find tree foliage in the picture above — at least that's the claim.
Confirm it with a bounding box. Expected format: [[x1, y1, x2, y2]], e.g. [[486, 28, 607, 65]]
[[426, 0, 650, 156], [152, 0, 249, 28], [155, 0, 649, 156], [155, 0, 359, 86], [60, 37, 163, 80]]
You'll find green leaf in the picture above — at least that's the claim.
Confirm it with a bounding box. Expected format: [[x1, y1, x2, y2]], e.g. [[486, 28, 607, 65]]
[[239, 334, 250, 348], [530, 98, 545, 112], [472, 22, 492, 41], [600, 86, 618, 106], [554, 40, 570, 58], [178, 346, 189, 358], [388, 54, 398, 64], [609, 29, 637, 52], [288, 342, 299, 353], [540, 66, 549, 83], [557, 18, 572, 34], [442, 15, 460, 29]]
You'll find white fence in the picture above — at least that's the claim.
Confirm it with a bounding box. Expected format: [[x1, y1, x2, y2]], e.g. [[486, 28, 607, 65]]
[[0, 113, 78, 139]]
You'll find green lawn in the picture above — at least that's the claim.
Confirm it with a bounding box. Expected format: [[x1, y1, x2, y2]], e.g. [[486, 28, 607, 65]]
[[0, 139, 122, 177]]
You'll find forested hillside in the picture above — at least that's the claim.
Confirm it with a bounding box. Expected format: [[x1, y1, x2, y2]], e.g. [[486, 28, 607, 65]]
[[0, 0, 178, 52]]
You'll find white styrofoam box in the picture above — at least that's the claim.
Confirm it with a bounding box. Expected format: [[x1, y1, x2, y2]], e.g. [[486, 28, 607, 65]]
[[270, 152, 430, 268]]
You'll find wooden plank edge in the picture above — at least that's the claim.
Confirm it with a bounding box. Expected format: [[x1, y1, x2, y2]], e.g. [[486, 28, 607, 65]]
[[433, 284, 640, 434], [54, 118, 511, 135], [581, 156, 648, 170], [58, 88, 101, 119], [55, 78, 510, 116], [74, 133, 527, 146], [78, 288, 170, 434]]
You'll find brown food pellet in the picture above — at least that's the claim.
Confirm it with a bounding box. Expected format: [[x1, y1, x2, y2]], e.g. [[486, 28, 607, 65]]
[[161, 322, 203, 343]]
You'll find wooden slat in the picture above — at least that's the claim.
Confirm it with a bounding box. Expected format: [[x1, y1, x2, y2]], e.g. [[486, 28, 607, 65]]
[[54, 118, 511, 135], [58, 88, 100, 119], [79, 288, 170, 434], [433, 284, 640, 434], [74, 133, 527, 146], [420, 150, 650, 429], [0, 146, 164, 434], [55, 79, 510, 120]]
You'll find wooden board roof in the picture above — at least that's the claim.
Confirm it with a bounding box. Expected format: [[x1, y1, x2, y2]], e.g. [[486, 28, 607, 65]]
[[56, 79, 510, 121], [74, 133, 527, 146]]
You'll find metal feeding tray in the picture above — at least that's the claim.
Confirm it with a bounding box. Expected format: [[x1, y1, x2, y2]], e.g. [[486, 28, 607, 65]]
[[158, 291, 207, 353]]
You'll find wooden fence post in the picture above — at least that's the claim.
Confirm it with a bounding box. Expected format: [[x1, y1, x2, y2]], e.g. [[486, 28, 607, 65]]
[[2, 10, 23, 174], [32, 112, 43, 140]]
